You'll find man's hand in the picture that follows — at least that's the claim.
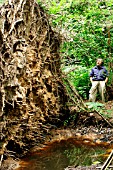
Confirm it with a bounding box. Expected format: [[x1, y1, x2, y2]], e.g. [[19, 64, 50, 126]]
[[105, 77, 108, 84], [90, 77, 93, 83]]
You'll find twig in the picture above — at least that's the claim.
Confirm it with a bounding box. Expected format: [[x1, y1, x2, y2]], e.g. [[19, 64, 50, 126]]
[[64, 78, 86, 108], [96, 165, 113, 169], [101, 149, 113, 170], [0, 154, 3, 167], [93, 109, 113, 128]]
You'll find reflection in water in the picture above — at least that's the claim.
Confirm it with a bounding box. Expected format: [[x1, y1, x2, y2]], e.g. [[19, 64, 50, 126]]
[[17, 140, 106, 170]]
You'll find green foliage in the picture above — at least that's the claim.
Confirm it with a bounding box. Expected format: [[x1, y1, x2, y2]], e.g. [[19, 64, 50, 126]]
[[64, 112, 77, 126], [38, 0, 113, 67], [86, 102, 104, 110], [86, 102, 112, 118], [64, 145, 105, 166], [65, 66, 90, 99], [61, 0, 113, 66], [0, 0, 4, 4], [38, 1, 113, 95]]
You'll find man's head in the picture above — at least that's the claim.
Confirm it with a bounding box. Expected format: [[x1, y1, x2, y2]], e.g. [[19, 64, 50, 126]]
[[96, 58, 103, 66]]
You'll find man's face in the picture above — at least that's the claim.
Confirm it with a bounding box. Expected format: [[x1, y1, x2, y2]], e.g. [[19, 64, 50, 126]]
[[96, 59, 103, 66]]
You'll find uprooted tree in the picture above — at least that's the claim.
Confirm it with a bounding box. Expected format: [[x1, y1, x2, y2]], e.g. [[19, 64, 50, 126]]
[[0, 0, 97, 163]]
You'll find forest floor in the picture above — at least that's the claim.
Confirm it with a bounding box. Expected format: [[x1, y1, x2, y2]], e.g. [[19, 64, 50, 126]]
[[65, 100, 113, 170], [104, 100, 113, 125], [1, 100, 113, 170], [84, 99, 113, 125], [104, 100, 113, 119]]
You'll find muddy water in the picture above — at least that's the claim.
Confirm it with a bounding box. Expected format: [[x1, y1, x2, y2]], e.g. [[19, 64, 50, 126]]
[[15, 139, 109, 170]]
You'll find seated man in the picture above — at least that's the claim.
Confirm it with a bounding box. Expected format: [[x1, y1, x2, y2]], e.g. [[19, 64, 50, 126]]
[[89, 58, 108, 102]]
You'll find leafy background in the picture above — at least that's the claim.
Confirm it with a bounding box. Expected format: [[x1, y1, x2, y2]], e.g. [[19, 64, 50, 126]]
[[37, 0, 113, 99]]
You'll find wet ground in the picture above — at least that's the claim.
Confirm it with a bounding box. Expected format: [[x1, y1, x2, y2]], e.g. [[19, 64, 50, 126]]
[[1, 100, 113, 170], [12, 139, 112, 170], [1, 125, 112, 170]]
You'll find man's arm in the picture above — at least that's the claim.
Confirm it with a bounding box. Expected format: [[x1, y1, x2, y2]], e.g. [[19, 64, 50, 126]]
[[90, 77, 93, 83], [104, 67, 108, 83], [105, 77, 108, 83]]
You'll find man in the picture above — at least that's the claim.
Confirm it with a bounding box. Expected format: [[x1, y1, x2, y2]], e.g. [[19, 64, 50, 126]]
[[89, 58, 108, 102]]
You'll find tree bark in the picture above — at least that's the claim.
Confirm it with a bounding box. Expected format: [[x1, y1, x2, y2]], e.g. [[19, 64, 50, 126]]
[[0, 0, 87, 162]]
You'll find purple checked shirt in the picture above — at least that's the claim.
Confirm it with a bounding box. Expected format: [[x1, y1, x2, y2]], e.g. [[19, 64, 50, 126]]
[[90, 66, 108, 81]]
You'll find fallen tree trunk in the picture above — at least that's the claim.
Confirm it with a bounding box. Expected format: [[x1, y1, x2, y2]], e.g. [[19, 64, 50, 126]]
[[0, 0, 87, 162]]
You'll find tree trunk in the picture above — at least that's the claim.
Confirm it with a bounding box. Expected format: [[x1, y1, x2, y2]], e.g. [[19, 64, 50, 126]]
[[0, 0, 86, 161]]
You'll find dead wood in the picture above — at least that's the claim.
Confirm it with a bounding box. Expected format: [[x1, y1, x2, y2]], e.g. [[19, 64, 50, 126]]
[[63, 78, 87, 110], [92, 110, 113, 128], [101, 150, 113, 170], [0, 0, 87, 163]]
